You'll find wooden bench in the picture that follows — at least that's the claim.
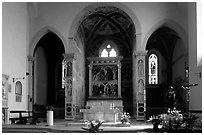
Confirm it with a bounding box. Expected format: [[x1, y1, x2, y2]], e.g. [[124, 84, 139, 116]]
[[9, 111, 33, 124]]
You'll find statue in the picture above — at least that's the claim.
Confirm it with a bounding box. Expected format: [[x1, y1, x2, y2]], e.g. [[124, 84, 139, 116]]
[[138, 79, 144, 102], [166, 86, 176, 111], [138, 59, 144, 76]]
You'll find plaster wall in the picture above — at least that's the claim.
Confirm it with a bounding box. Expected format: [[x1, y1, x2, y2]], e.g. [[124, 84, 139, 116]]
[[124, 2, 188, 50], [172, 39, 186, 83], [2, 3, 29, 111]]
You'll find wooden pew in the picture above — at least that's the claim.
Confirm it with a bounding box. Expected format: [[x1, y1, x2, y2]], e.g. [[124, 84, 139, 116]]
[[9, 110, 33, 124]]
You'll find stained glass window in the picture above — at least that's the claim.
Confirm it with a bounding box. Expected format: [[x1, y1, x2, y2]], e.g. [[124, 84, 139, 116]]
[[100, 44, 117, 57], [101, 49, 108, 57], [109, 48, 117, 57], [149, 54, 158, 84]]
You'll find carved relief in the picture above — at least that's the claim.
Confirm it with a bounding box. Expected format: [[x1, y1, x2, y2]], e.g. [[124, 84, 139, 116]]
[[63, 54, 74, 119], [134, 51, 147, 119], [137, 79, 145, 102], [67, 79, 72, 97], [66, 103, 72, 116], [138, 59, 144, 76], [67, 62, 72, 77]]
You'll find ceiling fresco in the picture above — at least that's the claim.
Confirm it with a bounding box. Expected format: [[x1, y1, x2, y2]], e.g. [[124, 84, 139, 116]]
[[78, 6, 135, 58]]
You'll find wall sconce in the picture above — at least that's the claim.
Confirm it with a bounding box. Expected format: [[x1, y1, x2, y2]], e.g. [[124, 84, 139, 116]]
[[13, 72, 29, 83], [26, 72, 29, 76]]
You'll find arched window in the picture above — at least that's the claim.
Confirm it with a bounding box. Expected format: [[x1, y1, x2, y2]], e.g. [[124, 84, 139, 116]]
[[148, 54, 158, 84], [15, 81, 22, 102], [100, 44, 117, 57]]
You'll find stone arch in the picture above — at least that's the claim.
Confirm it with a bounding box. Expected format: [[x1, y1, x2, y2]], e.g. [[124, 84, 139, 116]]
[[143, 19, 188, 53], [68, 2, 141, 51], [29, 26, 68, 56], [68, 3, 142, 117]]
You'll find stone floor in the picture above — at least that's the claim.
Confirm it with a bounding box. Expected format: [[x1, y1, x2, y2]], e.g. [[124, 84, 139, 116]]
[[2, 118, 202, 133]]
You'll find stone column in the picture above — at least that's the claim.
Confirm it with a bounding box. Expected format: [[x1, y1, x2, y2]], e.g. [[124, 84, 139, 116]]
[[27, 56, 35, 111], [5, 108, 9, 124], [117, 62, 122, 98], [133, 51, 147, 120], [88, 64, 92, 97], [63, 53, 75, 120]]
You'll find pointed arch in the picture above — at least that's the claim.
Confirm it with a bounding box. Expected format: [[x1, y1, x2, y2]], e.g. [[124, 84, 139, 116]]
[[144, 19, 188, 53], [29, 26, 67, 56], [69, 2, 141, 51]]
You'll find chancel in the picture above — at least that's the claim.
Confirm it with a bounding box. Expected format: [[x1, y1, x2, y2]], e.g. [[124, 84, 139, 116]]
[[81, 56, 123, 122], [2, 2, 202, 132]]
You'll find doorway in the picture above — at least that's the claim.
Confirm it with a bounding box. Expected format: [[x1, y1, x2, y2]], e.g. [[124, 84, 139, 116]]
[[33, 32, 65, 118]]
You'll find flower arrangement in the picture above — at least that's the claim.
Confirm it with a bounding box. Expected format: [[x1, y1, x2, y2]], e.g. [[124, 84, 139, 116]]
[[183, 112, 199, 131], [148, 115, 162, 131], [82, 120, 104, 132], [148, 108, 184, 131], [161, 108, 184, 131], [46, 106, 54, 111], [121, 112, 130, 124]]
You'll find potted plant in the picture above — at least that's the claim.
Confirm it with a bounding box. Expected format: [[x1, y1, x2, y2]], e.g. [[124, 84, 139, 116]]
[[121, 112, 130, 124], [148, 115, 162, 131], [81, 120, 104, 132], [46, 106, 54, 126]]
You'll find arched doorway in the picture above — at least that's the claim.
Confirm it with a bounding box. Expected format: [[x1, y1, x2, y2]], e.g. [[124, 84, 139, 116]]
[[145, 26, 187, 118], [33, 32, 65, 118]]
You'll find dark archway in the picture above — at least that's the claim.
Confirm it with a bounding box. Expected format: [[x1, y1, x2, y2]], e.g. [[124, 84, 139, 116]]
[[34, 32, 65, 118], [145, 26, 186, 118]]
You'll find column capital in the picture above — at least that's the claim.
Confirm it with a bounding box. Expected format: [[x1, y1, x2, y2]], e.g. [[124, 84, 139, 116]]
[[63, 53, 75, 61], [134, 51, 147, 58]]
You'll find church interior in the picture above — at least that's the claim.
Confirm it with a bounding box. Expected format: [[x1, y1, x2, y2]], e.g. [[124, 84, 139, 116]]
[[2, 2, 202, 128]]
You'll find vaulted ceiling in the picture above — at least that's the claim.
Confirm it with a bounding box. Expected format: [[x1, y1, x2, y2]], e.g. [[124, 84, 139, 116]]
[[146, 26, 180, 63], [78, 6, 135, 58]]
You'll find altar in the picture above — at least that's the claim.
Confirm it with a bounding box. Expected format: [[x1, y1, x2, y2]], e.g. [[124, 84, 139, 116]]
[[81, 100, 122, 122], [81, 57, 123, 123]]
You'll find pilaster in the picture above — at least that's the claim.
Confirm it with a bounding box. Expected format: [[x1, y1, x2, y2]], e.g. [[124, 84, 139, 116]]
[[63, 53, 75, 120], [133, 51, 147, 120]]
